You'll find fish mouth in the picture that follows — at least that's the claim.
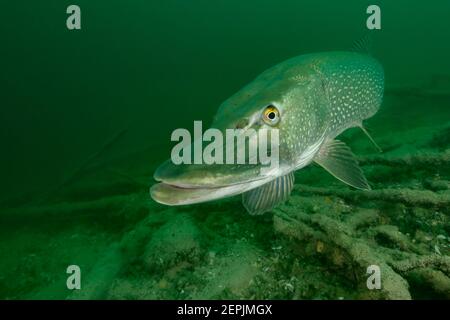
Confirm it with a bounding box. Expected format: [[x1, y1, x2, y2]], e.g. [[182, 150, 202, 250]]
[[150, 170, 274, 206], [153, 171, 267, 190], [150, 128, 280, 205]]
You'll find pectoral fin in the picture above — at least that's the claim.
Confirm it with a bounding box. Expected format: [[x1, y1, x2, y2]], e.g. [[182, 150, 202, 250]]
[[314, 139, 370, 190], [242, 173, 295, 215]]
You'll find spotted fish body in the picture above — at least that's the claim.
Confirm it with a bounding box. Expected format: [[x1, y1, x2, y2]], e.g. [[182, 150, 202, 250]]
[[216, 52, 384, 170], [313, 52, 383, 138], [151, 51, 384, 214]]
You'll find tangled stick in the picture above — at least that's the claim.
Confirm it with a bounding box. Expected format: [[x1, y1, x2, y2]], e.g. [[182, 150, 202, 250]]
[[0, 192, 153, 223], [273, 185, 450, 299], [274, 205, 412, 299], [391, 255, 450, 275], [295, 185, 450, 210], [358, 150, 450, 168]]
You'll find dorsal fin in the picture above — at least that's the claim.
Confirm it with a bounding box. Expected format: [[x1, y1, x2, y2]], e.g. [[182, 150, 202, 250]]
[[242, 173, 295, 215], [314, 139, 370, 190], [351, 33, 373, 55]]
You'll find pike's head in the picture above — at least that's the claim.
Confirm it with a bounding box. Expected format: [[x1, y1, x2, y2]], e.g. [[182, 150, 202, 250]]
[[151, 61, 327, 206]]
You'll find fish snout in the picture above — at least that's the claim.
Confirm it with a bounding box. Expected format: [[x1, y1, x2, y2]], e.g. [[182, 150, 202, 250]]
[[153, 160, 204, 188], [153, 154, 269, 189]]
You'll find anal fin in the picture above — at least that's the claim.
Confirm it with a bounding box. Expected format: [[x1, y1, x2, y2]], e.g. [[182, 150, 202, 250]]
[[242, 173, 295, 215], [314, 139, 370, 190]]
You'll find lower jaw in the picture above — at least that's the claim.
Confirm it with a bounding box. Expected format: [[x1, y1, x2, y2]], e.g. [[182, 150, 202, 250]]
[[150, 176, 275, 206], [150, 182, 238, 206]]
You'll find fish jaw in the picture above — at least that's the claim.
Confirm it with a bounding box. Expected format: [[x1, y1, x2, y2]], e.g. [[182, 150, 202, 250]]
[[151, 157, 284, 205], [154, 159, 271, 188], [150, 175, 275, 205]]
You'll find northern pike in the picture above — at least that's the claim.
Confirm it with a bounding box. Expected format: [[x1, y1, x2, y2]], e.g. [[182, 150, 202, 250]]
[[151, 51, 384, 214]]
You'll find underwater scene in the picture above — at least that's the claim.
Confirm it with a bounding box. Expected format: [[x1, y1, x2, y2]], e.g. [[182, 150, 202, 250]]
[[0, 0, 449, 300]]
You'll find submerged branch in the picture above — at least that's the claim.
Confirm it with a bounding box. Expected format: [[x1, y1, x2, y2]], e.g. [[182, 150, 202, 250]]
[[358, 150, 450, 168], [0, 193, 151, 222], [390, 255, 450, 275], [274, 207, 412, 299], [295, 185, 450, 209]]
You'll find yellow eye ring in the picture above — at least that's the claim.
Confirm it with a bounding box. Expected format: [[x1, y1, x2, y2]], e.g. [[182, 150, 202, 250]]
[[262, 105, 280, 125]]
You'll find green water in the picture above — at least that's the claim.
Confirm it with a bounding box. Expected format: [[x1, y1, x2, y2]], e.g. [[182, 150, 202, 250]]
[[0, 1, 449, 299]]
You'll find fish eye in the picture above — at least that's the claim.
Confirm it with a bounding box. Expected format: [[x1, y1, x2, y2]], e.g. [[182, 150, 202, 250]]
[[262, 105, 280, 125]]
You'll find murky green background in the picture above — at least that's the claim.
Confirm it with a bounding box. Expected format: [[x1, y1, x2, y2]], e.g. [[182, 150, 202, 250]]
[[0, 0, 449, 299]]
